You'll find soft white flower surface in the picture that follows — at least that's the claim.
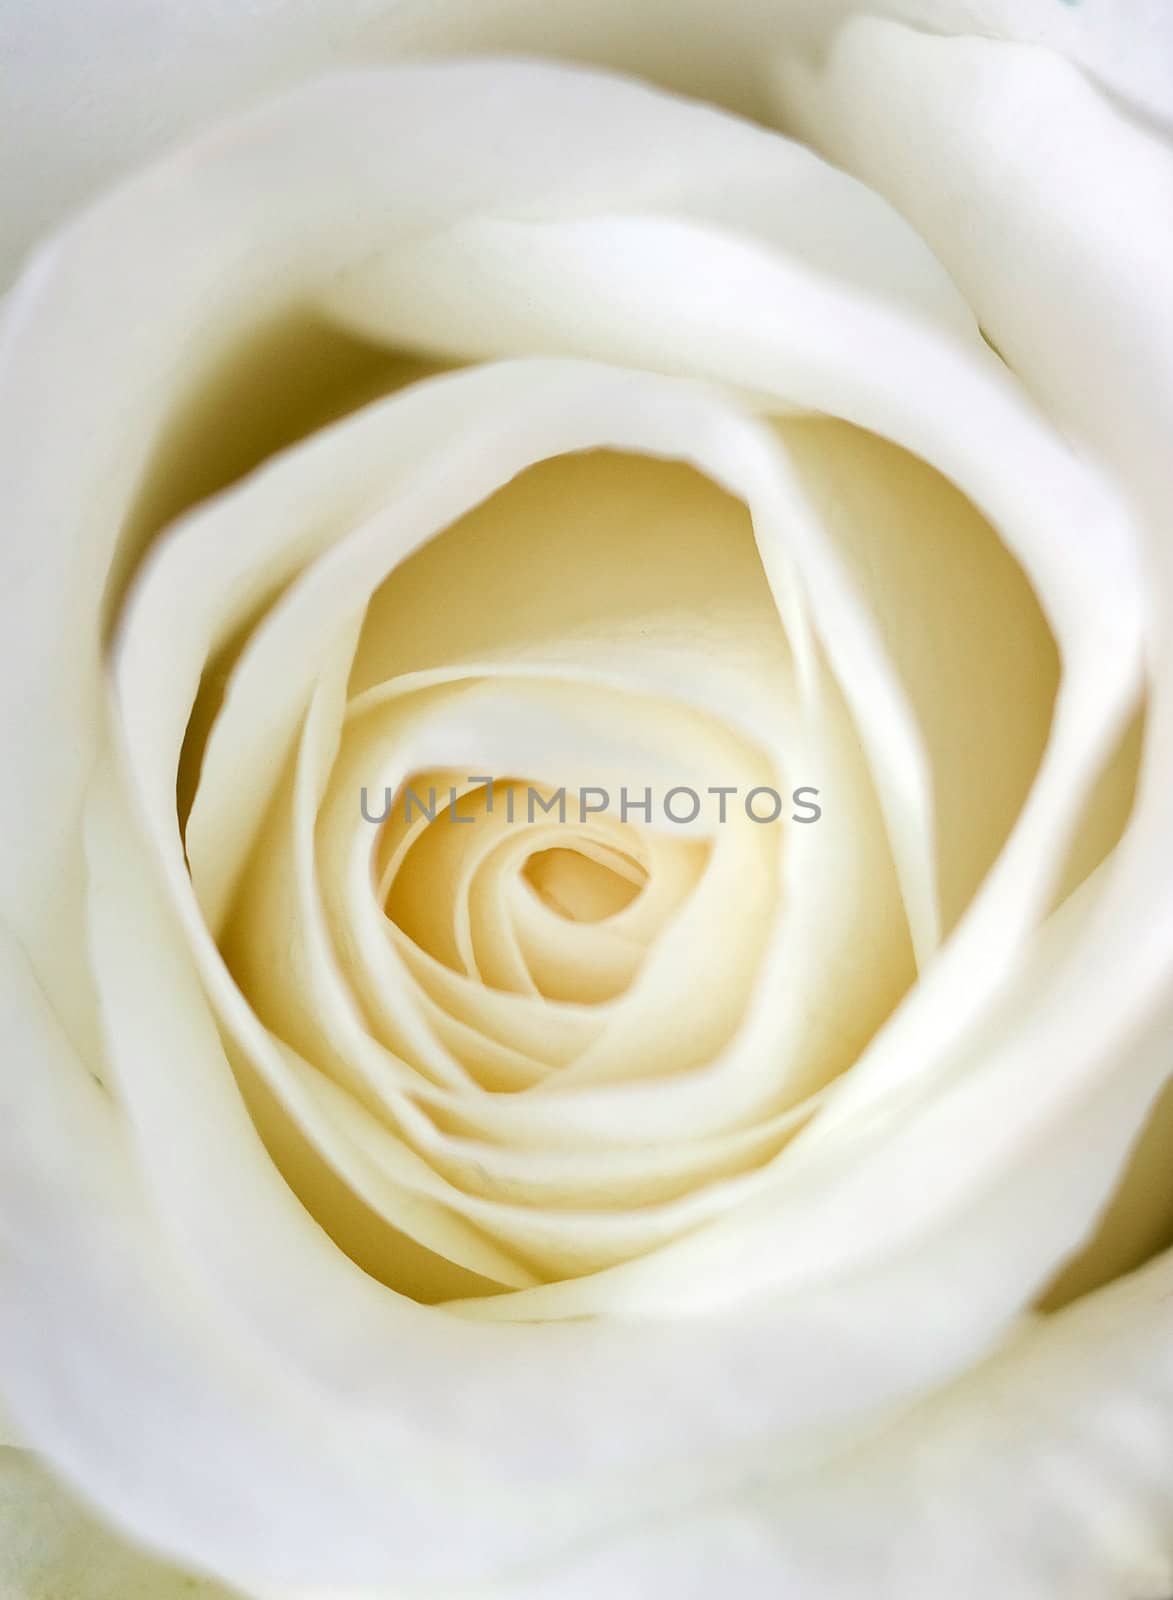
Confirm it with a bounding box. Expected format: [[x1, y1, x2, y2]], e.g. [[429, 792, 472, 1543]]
[[0, 7, 1171, 1598], [2, 0, 1172, 285]]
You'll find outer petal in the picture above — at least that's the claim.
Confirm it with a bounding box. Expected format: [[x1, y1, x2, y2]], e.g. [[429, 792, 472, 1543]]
[[0, 1450, 238, 1600], [493, 1248, 1173, 1600], [775, 21, 1173, 498], [1, 0, 1169, 283]]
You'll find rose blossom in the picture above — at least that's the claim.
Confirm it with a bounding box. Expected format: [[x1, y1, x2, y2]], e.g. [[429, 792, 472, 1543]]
[[0, 5, 1172, 1597]]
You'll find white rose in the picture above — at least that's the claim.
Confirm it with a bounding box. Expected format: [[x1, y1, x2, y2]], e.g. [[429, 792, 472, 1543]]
[[1, 6, 1172, 1598]]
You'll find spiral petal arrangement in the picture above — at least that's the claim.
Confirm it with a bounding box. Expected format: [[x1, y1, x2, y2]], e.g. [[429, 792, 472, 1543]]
[[0, 49, 1168, 1595]]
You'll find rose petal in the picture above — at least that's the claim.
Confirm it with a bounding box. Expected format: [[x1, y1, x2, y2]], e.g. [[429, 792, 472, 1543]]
[[3, 0, 1169, 284], [0, 1449, 236, 1600], [483, 1249, 1173, 1600]]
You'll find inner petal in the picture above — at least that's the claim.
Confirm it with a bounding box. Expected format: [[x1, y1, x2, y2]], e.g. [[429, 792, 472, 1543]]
[[524, 845, 646, 923]]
